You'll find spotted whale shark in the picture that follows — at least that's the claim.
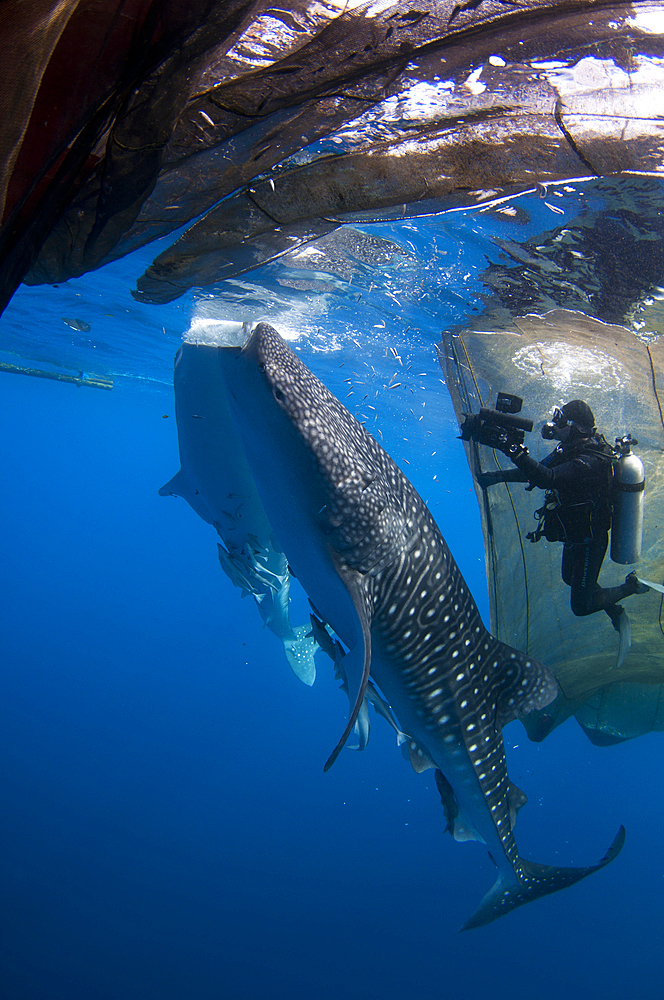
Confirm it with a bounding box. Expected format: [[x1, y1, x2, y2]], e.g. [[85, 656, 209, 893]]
[[220, 321, 625, 929], [159, 339, 317, 685]]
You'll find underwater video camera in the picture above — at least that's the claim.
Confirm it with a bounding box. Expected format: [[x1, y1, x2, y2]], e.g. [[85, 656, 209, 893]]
[[459, 392, 534, 451]]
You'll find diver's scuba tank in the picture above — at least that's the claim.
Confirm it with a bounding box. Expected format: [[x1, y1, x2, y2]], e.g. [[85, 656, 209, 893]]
[[610, 435, 645, 565]]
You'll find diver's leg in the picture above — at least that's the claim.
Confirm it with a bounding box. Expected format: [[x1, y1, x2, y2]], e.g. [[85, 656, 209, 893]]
[[595, 571, 649, 612], [568, 541, 599, 616], [569, 531, 648, 616]]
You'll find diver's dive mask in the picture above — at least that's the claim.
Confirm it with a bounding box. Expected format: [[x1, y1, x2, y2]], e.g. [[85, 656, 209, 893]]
[[541, 407, 572, 442]]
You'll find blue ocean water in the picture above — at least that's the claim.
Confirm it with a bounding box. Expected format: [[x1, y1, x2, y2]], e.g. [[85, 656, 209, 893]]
[[1, 186, 663, 999]]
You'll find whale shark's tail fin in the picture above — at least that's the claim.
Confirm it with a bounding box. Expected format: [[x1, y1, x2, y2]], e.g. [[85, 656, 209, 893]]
[[462, 825, 625, 930]]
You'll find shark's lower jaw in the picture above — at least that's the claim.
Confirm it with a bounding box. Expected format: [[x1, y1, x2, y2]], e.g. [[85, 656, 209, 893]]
[[218, 321, 625, 928]]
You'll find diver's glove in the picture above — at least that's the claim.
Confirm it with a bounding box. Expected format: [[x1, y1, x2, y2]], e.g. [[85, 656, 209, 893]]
[[500, 442, 542, 481], [490, 434, 528, 460], [484, 430, 544, 480], [476, 468, 529, 489], [504, 442, 528, 460]]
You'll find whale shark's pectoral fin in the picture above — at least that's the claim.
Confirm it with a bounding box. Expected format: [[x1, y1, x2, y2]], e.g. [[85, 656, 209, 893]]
[[282, 624, 317, 686], [159, 469, 215, 525], [323, 557, 373, 773], [158, 470, 186, 498], [462, 825, 626, 931], [218, 543, 317, 685]]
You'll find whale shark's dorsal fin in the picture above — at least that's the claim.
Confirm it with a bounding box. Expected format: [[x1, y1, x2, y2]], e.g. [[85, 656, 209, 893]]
[[323, 556, 373, 772], [494, 644, 559, 730]]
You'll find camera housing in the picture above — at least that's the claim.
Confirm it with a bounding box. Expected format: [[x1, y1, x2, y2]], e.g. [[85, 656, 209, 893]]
[[459, 392, 533, 451]]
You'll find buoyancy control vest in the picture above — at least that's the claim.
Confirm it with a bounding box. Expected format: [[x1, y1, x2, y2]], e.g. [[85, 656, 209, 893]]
[[527, 433, 615, 546], [527, 433, 645, 560]]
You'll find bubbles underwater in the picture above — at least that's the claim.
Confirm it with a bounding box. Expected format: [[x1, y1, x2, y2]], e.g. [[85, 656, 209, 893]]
[[1, 179, 663, 1000]]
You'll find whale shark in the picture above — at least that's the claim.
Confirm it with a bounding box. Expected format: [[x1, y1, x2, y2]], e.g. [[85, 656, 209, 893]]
[[159, 338, 317, 685], [219, 321, 625, 929]]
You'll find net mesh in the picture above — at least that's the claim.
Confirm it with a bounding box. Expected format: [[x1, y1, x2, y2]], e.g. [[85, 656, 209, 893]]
[[442, 307, 664, 745]]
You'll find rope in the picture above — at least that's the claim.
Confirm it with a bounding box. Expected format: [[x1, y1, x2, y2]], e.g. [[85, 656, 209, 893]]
[[502, 481, 531, 653], [446, 335, 531, 649], [646, 344, 664, 436], [0, 361, 112, 390]]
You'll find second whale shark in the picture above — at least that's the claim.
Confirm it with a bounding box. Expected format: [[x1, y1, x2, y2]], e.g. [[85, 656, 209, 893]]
[[160, 336, 317, 685], [219, 321, 625, 929]]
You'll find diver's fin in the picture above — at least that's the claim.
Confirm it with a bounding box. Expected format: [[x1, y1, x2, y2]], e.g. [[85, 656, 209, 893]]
[[462, 826, 625, 930], [636, 576, 662, 593], [616, 609, 632, 668], [282, 624, 317, 686]]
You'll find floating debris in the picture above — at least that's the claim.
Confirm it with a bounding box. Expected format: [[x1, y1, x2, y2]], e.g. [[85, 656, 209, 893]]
[[62, 317, 91, 332]]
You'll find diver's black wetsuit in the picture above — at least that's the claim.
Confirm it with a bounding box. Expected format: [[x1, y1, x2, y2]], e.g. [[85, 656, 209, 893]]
[[490, 435, 638, 619]]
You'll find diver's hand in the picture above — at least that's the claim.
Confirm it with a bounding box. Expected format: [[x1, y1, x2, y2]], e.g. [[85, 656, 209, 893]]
[[476, 466, 530, 488], [505, 442, 528, 461], [481, 425, 517, 454], [476, 470, 506, 489], [491, 432, 528, 459]]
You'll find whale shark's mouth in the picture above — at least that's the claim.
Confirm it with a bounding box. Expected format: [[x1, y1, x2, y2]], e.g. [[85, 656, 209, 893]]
[[183, 318, 253, 348]]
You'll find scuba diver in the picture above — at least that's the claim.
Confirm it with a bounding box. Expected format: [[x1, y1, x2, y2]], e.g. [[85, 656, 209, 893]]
[[476, 399, 649, 646]]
